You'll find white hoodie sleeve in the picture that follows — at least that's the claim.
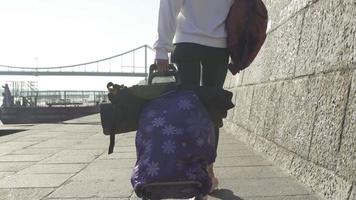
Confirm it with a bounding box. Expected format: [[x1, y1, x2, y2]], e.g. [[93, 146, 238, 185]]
[[153, 0, 184, 60]]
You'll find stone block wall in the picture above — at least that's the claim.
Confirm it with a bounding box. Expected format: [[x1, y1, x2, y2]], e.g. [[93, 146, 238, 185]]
[[223, 0, 355, 200]]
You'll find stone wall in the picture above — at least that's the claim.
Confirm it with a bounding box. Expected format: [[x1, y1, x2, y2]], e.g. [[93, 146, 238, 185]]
[[223, 0, 355, 200]]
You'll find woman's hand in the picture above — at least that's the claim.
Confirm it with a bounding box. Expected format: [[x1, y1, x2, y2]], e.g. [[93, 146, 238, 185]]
[[155, 59, 169, 72]]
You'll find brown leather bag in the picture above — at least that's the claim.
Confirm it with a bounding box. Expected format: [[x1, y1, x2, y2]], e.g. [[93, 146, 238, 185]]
[[226, 0, 268, 75]]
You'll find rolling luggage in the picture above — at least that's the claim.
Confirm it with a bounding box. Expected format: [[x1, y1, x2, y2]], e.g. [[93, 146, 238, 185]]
[[131, 64, 214, 199], [100, 64, 234, 199]]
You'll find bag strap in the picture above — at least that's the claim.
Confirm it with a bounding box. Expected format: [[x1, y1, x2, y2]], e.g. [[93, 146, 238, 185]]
[[108, 104, 117, 154], [108, 133, 115, 154]]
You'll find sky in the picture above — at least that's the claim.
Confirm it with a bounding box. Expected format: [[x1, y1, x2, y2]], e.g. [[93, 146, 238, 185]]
[[0, 0, 160, 91]]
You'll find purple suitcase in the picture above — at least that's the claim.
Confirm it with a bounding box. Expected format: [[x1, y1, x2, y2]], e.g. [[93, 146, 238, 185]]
[[131, 89, 216, 199]]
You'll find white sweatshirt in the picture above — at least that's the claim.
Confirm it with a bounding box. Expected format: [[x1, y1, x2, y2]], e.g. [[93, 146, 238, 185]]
[[154, 0, 234, 60]]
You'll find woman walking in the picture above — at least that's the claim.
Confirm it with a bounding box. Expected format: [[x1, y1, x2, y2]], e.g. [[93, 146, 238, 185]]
[[154, 0, 235, 194]]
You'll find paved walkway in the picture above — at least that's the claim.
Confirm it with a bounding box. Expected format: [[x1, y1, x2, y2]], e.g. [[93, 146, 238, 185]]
[[0, 114, 320, 200]]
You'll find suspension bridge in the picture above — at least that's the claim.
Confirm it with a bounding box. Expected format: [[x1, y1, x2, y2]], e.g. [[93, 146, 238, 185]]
[[0, 45, 154, 77]]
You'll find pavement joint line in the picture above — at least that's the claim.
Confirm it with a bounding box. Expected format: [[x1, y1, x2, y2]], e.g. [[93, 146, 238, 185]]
[[0, 161, 40, 163], [20, 147, 67, 150], [40, 151, 108, 200], [217, 155, 271, 158], [215, 164, 273, 168], [18, 172, 79, 175], [38, 162, 95, 164], [214, 165, 280, 168], [0, 186, 59, 189], [23, 163, 87, 166], [218, 177, 298, 181], [39, 189, 64, 200], [220, 194, 316, 199], [216, 155, 264, 158]]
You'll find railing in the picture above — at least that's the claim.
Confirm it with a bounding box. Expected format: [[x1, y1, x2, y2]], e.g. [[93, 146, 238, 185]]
[[13, 90, 108, 107], [0, 45, 154, 77]]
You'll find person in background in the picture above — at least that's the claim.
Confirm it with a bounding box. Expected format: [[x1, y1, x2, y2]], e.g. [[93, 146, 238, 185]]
[[154, 0, 234, 194]]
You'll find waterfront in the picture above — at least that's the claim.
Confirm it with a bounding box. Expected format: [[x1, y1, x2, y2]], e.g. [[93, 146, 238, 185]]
[[0, 80, 109, 124]]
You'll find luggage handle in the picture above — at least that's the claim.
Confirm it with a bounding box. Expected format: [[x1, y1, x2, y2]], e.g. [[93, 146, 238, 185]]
[[148, 64, 180, 85]]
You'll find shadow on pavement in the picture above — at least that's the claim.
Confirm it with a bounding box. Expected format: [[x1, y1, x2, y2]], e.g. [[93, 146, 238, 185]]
[[210, 188, 243, 200]]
